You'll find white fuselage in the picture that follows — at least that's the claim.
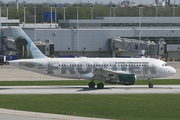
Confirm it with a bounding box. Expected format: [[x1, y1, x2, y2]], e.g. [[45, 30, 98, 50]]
[[9, 57, 176, 81]]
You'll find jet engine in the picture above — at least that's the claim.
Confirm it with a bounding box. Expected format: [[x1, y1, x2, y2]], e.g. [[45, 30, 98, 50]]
[[105, 74, 137, 85]]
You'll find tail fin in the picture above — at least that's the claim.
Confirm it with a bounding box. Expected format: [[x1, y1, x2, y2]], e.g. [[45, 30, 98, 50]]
[[12, 27, 47, 59]]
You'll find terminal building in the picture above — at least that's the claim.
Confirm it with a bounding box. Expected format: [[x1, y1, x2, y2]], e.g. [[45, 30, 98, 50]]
[[1, 16, 180, 60]]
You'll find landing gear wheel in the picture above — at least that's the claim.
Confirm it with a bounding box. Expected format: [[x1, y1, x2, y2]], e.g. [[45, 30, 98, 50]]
[[148, 78, 153, 88], [88, 82, 95, 88], [149, 84, 153, 88], [97, 83, 104, 89]]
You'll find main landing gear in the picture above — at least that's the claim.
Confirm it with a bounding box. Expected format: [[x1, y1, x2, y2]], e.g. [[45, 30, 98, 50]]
[[148, 78, 153, 88], [97, 83, 104, 89], [88, 82, 95, 88], [88, 81, 104, 89]]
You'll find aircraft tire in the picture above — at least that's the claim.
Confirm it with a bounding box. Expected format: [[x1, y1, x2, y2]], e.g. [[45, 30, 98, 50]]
[[149, 84, 153, 88], [88, 82, 95, 88], [97, 83, 104, 89]]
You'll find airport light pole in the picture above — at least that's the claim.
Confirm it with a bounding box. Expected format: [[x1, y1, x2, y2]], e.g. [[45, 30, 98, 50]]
[[171, 5, 177, 17], [55, 4, 57, 23], [112, 5, 117, 17], [16, 0, 18, 13], [50, 5, 53, 25], [75, 4, 81, 51], [6, 4, 8, 19], [33, 6, 37, 43], [90, 5, 94, 20], [139, 5, 144, 41], [108, 5, 112, 19], [23, 5, 26, 23], [155, 6, 158, 19], [63, 6, 66, 20]]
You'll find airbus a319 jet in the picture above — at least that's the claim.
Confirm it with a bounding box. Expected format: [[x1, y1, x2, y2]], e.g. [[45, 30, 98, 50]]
[[8, 28, 176, 89]]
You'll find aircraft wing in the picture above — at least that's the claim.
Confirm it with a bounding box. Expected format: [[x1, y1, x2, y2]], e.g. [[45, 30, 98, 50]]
[[92, 67, 130, 79]]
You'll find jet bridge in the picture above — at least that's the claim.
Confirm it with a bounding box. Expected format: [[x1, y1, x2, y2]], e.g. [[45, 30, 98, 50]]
[[109, 37, 167, 58]]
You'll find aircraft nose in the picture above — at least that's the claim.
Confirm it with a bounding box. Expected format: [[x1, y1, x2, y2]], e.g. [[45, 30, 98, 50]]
[[169, 67, 176, 75]]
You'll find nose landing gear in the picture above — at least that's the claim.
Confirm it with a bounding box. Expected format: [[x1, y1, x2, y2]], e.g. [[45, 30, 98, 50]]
[[148, 78, 153, 88]]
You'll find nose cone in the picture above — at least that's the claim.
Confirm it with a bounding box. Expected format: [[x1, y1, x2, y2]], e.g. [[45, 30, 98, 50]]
[[170, 67, 176, 75]]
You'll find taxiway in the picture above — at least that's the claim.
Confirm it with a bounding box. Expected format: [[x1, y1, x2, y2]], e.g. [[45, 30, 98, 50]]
[[0, 108, 111, 120], [0, 85, 180, 94]]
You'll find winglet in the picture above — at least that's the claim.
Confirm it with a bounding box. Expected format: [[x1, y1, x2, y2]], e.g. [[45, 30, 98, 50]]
[[12, 27, 47, 59]]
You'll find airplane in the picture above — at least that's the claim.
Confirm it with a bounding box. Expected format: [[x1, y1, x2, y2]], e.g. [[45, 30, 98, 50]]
[[7, 27, 176, 89]]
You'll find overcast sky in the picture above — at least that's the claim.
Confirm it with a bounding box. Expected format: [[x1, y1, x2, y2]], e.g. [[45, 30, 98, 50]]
[[0, 0, 178, 5]]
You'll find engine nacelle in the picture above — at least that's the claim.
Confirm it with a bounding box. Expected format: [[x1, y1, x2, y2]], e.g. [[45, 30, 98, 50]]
[[105, 74, 137, 85]]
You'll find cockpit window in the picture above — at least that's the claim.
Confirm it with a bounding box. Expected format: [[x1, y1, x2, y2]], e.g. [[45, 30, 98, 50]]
[[162, 63, 169, 66], [165, 63, 169, 66]]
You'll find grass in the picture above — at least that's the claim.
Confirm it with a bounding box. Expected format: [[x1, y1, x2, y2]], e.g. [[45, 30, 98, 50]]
[[0, 80, 180, 119], [0, 79, 179, 86], [0, 94, 180, 120]]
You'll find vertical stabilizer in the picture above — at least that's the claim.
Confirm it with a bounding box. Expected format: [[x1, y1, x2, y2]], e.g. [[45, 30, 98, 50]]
[[12, 27, 47, 59]]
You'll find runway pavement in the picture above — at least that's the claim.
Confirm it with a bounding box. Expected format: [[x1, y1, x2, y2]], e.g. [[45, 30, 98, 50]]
[[0, 108, 111, 120], [0, 85, 180, 94]]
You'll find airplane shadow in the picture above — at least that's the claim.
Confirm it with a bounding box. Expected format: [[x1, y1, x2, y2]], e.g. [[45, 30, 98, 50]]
[[0, 88, 12, 90], [77, 87, 110, 91], [110, 87, 172, 90]]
